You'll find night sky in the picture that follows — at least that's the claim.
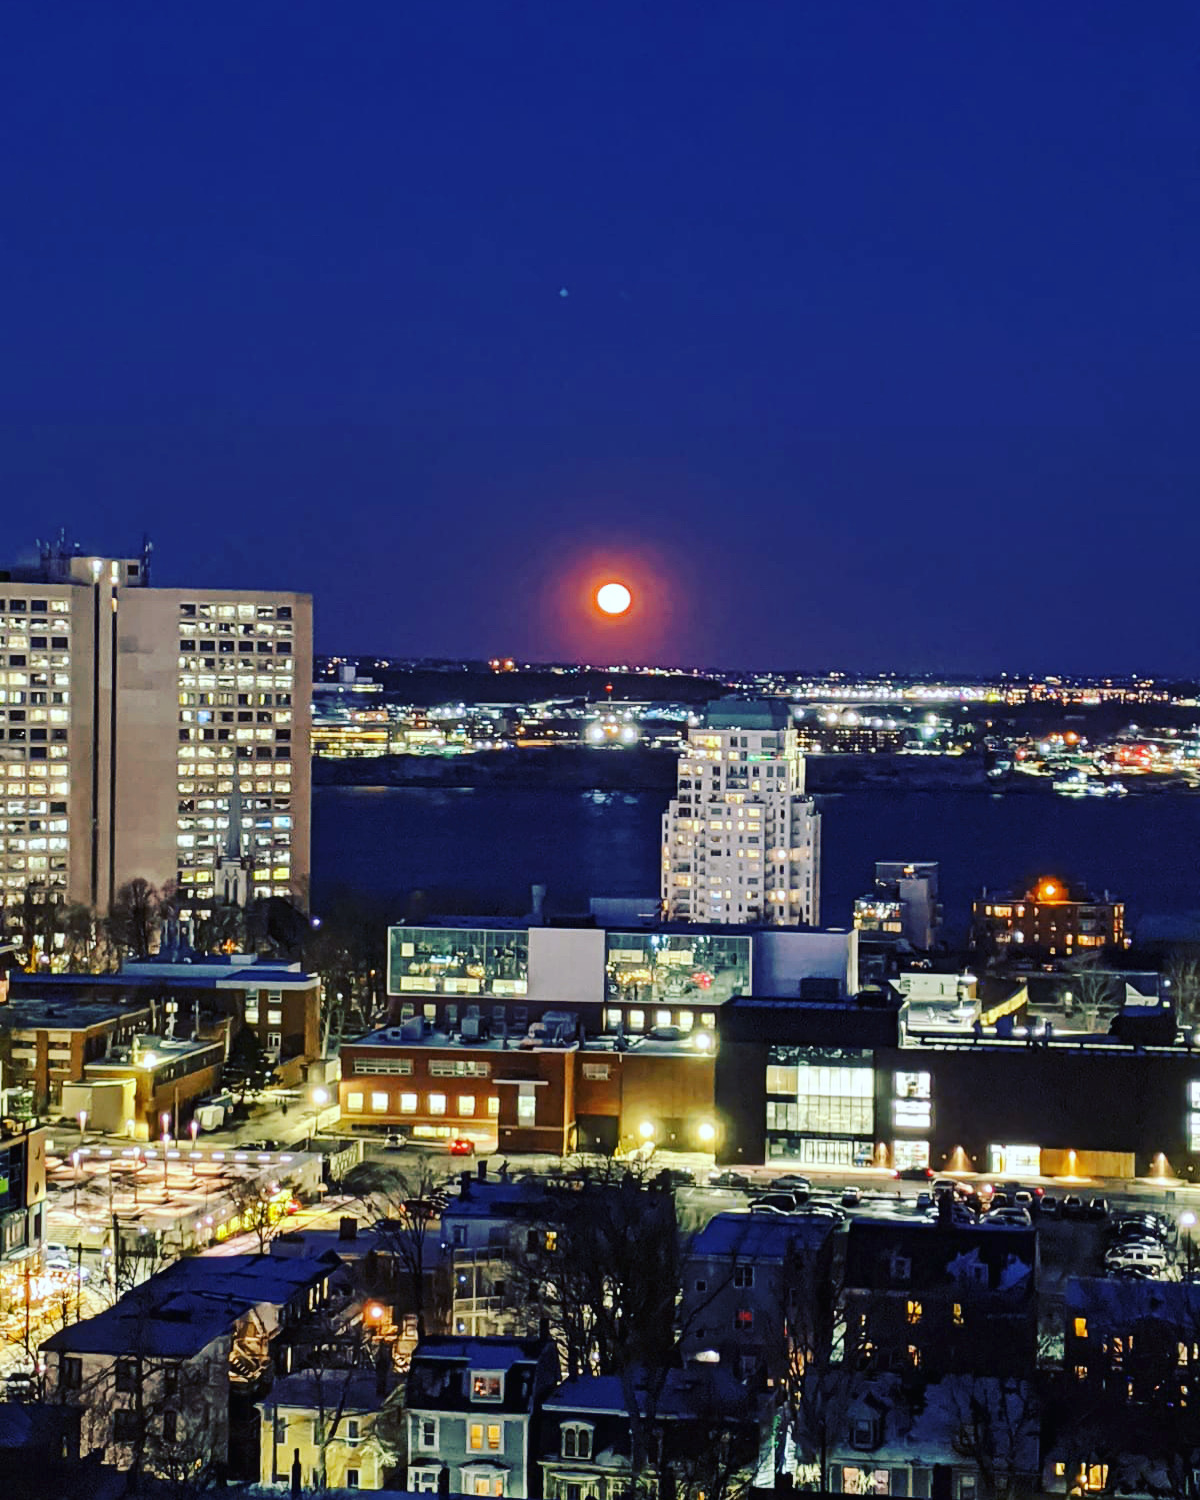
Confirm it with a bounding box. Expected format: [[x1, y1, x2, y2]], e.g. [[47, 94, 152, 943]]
[[3, 3, 1198, 674]]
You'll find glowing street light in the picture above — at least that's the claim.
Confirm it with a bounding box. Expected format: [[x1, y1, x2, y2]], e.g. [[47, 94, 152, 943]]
[[77, 1109, 88, 1142]]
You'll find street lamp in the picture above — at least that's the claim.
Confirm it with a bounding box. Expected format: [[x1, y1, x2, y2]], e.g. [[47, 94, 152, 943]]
[[71, 1150, 81, 1215], [310, 1087, 330, 1148], [161, 1114, 171, 1194], [77, 1109, 88, 1143]]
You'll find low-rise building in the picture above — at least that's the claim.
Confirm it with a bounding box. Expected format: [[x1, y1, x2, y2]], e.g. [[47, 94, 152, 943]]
[[0, 991, 151, 1116], [339, 1024, 715, 1159], [82, 1033, 226, 1139], [823, 1372, 1040, 1500], [258, 1368, 403, 1490], [41, 1246, 342, 1478], [405, 1334, 560, 1497], [843, 1220, 1039, 1379], [538, 1367, 759, 1500], [854, 863, 941, 951], [972, 877, 1126, 958], [680, 1210, 837, 1381]]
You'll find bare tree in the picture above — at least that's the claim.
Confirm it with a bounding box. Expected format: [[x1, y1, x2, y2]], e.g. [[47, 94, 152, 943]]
[[1062, 951, 1120, 1032], [225, 1175, 285, 1254], [108, 879, 162, 960], [779, 1255, 860, 1493], [942, 1375, 1041, 1500], [342, 1159, 450, 1343], [1164, 949, 1200, 1029]]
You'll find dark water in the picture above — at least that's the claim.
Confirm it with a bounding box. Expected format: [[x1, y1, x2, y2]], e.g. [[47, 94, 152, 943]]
[[312, 785, 1200, 940]]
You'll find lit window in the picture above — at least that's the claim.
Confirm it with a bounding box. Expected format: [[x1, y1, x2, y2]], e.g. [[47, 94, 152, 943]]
[[429, 1094, 447, 1116], [458, 1096, 476, 1117], [347, 1093, 364, 1113], [472, 1372, 503, 1401], [371, 1092, 389, 1113], [1074, 1317, 1088, 1339], [906, 1299, 922, 1324], [400, 1093, 417, 1114]]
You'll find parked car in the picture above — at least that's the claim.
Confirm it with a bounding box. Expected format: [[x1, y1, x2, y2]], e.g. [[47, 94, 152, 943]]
[[933, 1178, 967, 1198], [769, 1174, 812, 1194], [1105, 1244, 1169, 1272], [915, 1191, 934, 1213], [383, 1132, 409, 1151], [1115, 1213, 1170, 1241], [1013, 1190, 1036, 1210], [3, 1369, 36, 1401], [43, 1243, 70, 1270], [794, 1203, 845, 1221], [709, 1170, 752, 1191], [1062, 1195, 1087, 1219], [1113, 1263, 1165, 1281], [841, 1185, 863, 1207], [895, 1167, 934, 1181], [982, 1206, 1033, 1227], [750, 1196, 798, 1217], [1087, 1197, 1110, 1220], [240, 1139, 280, 1153], [989, 1191, 1012, 1210], [448, 1137, 476, 1157], [1039, 1196, 1060, 1218]]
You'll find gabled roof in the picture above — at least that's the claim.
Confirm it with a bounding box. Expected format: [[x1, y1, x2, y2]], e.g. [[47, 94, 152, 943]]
[[544, 1365, 752, 1421], [688, 1210, 836, 1261]]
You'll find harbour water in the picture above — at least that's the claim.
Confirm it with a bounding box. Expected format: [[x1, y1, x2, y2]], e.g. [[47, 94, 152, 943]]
[[312, 785, 1196, 940]]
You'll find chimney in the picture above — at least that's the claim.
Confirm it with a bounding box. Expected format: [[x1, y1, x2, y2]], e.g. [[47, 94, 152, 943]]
[[290, 1450, 303, 1500], [460, 1170, 472, 1197], [538, 1315, 551, 1344], [339, 1216, 358, 1241], [531, 884, 547, 924], [477, 1160, 487, 1183]]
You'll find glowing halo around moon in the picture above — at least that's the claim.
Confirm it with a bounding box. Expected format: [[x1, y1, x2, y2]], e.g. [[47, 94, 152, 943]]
[[595, 581, 633, 616]]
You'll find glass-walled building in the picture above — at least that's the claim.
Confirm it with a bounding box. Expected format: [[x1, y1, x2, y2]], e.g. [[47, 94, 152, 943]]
[[388, 927, 530, 998], [765, 1045, 876, 1167]]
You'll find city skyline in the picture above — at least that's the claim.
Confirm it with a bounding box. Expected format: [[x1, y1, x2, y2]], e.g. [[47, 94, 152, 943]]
[[3, 5, 1200, 673]]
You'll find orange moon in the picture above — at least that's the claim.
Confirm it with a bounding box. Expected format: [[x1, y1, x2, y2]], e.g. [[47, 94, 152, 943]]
[[595, 581, 633, 615]]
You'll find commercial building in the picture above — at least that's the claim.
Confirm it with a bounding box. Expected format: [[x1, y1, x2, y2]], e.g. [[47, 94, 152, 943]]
[[384, 919, 857, 1042], [853, 862, 941, 951], [713, 986, 1200, 1178], [7, 953, 322, 1104], [661, 699, 821, 926], [0, 541, 311, 919], [338, 1022, 716, 1158], [0, 990, 151, 1115], [972, 878, 1126, 957]]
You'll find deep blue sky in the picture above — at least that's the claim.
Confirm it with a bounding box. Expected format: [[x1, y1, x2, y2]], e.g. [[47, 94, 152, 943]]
[[3, 3, 1198, 673]]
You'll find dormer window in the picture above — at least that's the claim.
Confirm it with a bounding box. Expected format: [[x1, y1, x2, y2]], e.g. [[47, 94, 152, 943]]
[[850, 1416, 878, 1450], [472, 1371, 504, 1402], [561, 1423, 594, 1460]]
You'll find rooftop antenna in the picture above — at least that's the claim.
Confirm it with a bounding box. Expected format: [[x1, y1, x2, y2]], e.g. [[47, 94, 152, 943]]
[[142, 533, 154, 585]]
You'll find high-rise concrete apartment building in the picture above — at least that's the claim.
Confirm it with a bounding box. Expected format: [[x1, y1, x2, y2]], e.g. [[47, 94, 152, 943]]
[[0, 543, 311, 916], [661, 699, 820, 926]]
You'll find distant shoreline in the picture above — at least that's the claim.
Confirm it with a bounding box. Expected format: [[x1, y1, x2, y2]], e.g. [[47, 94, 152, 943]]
[[312, 748, 1199, 797]]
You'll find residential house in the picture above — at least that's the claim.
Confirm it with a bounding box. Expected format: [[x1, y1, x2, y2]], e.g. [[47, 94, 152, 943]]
[[843, 1221, 1038, 1378], [680, 1210, 837, 1381], [822, 1373, 1040, 1499], [405, 1334, 560, 1497], [257, 1368, 403, 1490], [538, 1366, 759, 1500], [41, 1246, 342, 1479], [1045, 1276, 1200, 1498]]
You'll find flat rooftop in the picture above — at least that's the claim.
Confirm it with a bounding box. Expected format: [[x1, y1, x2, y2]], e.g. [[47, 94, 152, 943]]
[[351, 1023, 709, 1059], [0, 996, 151, 1031]]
